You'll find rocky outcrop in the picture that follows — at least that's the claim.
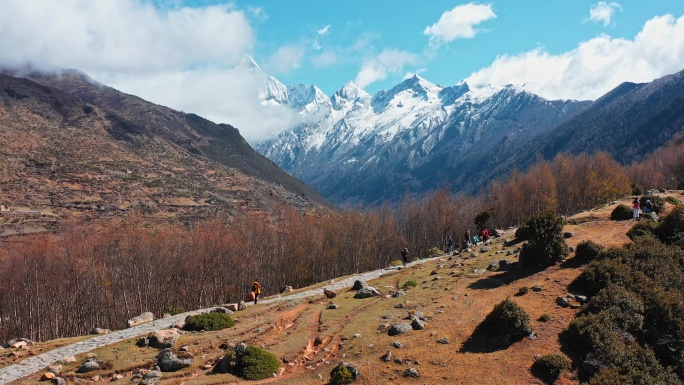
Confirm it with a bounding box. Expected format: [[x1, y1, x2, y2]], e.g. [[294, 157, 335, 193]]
[[128, 312, 154, 327]]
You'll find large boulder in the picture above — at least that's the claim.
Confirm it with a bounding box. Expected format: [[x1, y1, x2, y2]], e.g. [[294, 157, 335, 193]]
[[157, 349, 194, 372], [388, 323, 413, 336], [128, 312, 154, 327], [411, 318, 426, 330], [148, 330, 181, 349], [323, 289, 337, 299], [77, 358, 106, 373], [352, 280, 365, 290], [238, 300, 247, 311], [140, 369, 162, 385], [354, 286, 381, 299]]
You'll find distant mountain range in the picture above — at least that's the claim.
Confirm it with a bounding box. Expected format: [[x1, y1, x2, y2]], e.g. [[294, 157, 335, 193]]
[[0, 69, 329, 233], [254, 58, 684, 205]]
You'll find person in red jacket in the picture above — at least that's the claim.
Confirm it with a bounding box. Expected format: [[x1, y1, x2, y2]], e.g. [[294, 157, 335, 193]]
[[632, 197, 640, 220]]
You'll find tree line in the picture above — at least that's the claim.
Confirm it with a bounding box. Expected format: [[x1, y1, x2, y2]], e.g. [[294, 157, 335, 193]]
[[0, 150, 660, 343]]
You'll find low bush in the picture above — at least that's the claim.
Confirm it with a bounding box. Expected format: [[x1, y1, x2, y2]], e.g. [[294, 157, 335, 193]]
[[657, 205, 684, 246], [237, 345, 281, 380], [640, 195, 665, 214], [330, 364, 355, 385], [519, 211, 568, 267], [568, 258, 631, 297], [480, 299, 532, 340], [183, 312, 235, 332], [425, 247, 442, 256], [538, 313, 551, 322], [665, 196, 682, 206], [574, 240, 604, 262], [626, 219, 661, 241], [580, 285, 644, 333], [531, 354, 568, 384], [610, 204, 633, 220], [388, 260, 403, 267], [401, 280, 417, 290]]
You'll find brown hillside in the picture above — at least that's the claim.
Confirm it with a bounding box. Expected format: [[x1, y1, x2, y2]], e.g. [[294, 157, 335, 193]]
[[6, 192, 682, 385], [0, 72, 328, 236]]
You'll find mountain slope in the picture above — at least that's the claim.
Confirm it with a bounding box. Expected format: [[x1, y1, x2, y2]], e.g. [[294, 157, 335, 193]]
[[257, 74, 588, 205], [0, 71, 329, 234]]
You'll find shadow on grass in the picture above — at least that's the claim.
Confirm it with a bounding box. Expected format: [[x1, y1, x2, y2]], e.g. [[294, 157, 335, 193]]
[[459, 323, 527, 353], [467, 266, 544, 290], [560, 255, 588, 269]]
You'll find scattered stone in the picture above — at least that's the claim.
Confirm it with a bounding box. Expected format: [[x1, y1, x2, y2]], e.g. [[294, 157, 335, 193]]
[[528, 332, 538, 340], [157, 349, 194, 372], [437, 338, 449, 344], [473, 269, 486, 275], [238, 300, 247, 311], [569, 302, 581, 309], [430, 270, 439, 275], [179, 345, 189, 352], [162, 313, 172, 318], [128, 312, 154, 328], [388, 323, 413, 336], [392, 290, 406, 298], [111, 374, 124, 381], [432, 276, 441, 281], [569, 246, 575, 253], [563, 232, 575, 238], [140, 369, 162, 385], [90, 327, 110, 335], [58, 355, 76, 365], [327, 303, 339, 310], [556, 296, 569, 307], [53, 377, 67, 385], [211, 307, 232, 314], [354, 333, 362, 339], [394, 303, 403, 309], [480, 246, 490, 253], [46, 364, 62, 374], [576, 295, 588, 304], [411, 318, 426, 330], [323, 289, 337, 299], [379, 324, 390, 330], [487, 261, 499, 271], [532, 286, 543, 292], [394, 357, 404, 364], [41, 372, 56, 380], [10, 341, 27, 349], [405, 368, 420, 378], [77, 358, 104, 373], [148, 329, 180, 349], [391, 341, 404, 348], [224, 303, 238, 312], [354, 286, 382, 298], [352, 280, 365, 290], [281, 285, 294, 293], [381, 351, 392, 362]]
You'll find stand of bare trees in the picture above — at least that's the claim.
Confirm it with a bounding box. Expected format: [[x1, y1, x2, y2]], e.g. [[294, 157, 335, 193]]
[[0, 151, 637, 343]]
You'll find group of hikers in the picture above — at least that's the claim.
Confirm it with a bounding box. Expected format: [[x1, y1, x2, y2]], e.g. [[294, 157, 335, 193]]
[[399, 227, 492, 267], [632, 197, 657, 221]]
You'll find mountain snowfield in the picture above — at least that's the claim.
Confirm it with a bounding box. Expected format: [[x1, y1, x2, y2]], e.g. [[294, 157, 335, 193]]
[[250, 56, 588, 205]]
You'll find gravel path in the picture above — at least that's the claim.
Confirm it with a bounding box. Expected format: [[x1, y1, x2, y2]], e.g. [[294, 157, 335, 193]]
[[0, 257, 438, 384]]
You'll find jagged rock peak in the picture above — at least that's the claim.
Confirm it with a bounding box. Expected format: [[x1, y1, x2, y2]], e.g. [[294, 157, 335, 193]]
[[236, 54, 262, 72]]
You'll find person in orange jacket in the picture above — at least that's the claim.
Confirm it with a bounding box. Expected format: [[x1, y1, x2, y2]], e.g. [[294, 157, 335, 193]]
[[251, 280, 262, 304]]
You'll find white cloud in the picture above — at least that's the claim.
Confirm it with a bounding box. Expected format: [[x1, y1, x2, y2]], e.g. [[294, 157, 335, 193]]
[[264, 44, 306, 74], [312, 51, 338, 67], [355, 49, 418, 88], [465, 14, 684, 100], [588, 2, 622, 26], [424, 3, 496, 45], [318, 25, 331, 35]]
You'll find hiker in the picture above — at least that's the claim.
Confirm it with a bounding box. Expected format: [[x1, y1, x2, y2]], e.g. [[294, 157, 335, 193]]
[[465, 229, 471, 247], [446, 235, 453, 253], [251, 279, 262, 304], [643, 199, 654, 214], [481, 228, 490, 242], [632, 198, 640, 220], [401, 247, 409, 266]]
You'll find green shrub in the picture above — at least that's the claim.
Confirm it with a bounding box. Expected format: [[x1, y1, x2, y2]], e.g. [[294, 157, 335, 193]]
[[183, 312, 235, 331], [574, 240, 604, 262], [610, 204, 633, 221], [330, 364, 355, 385], [626, 219, 661, 241], [538, 313, 551, 322], [389, 260, 403, 267], [515, 224, 530, 240], [531, 354, 568, 384], [236, 345, 281, 380], [426, 247, 442, 256], [480, 299, 532, 340], [665, 196, 682, 206], [518, 211, 569, 267], [475, 208, 496, 232], [568, 259, 631, 297], [401, 280, 417, 290], [657, 205, 684, 246], [580, 285, 644, 333]]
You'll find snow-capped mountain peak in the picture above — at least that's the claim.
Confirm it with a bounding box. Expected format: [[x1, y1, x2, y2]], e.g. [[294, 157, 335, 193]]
[[237, 54, 262, 72]]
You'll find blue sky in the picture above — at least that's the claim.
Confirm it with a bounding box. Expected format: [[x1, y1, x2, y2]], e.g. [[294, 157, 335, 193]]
[[1, 1, 684, 140]]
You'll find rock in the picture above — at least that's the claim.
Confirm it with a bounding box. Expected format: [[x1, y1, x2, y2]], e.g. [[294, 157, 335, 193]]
[[128, 312, 154, 327], [171, 319, 185, 329], [140, 369, 162, 385], [394, 303, 403, 308], [162, 313, 172, 318], [58, 355, 76, 365], [136, 337, 149, 347], [90, 327, 110, 335], [211, 307, 232, 314], [394, 357, 404, 364], [473, 268, 486, 275], [224, 303, 238, 312], [532, 286, 543, 292], [405, 368, 420, 378], [148, 330, 181, 349], [556, 296, 569, 307], [569, 246, 575, 252], [354, 333, 362, 339], [563, 232, 575, 238], [499, 260, 511, 270], [388, 323, 412, 336], [354, 286, 381, 298], [407, 311, 425, 321], [437, 338, 449, 344], [46, 364, 62, 374], [392, 290, 406, 297], [576, 295, 588, 304], [281, 285, 293, 293], [352, 280, 365, 290], [238, 300, 247, 311], [379, 323, 390, 330], [327, 303, 339, 309], [8, 338, 35, 347], [381, 350, 392, 362], [111, 374, 124, 380], [480, 246, 490, 253], [528, 332, 538, 340], [11, 341, 27, 349], [487, 261, 499, 271], [323, 289, 337, 298], [77, 358, 103, 373], [41, 372, 56, 380], [157, 349, 194, 372], [569, 302, 581, 309], [53, 377, 67, 385], [91, 375, 101, 381], [430, 270, 439, 275], [391, 341, 404, 348], [411, 318, 426, 330]]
